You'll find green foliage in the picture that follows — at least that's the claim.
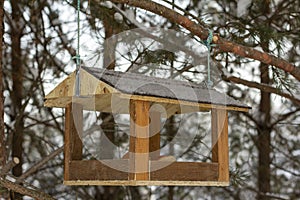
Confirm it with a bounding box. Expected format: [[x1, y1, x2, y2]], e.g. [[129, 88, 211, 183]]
[[143, 49, 176, 65], [230, 168, 251, 187]]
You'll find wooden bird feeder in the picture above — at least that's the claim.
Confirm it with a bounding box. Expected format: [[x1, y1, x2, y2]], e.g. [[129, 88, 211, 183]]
[[44, 67, 250, 186]]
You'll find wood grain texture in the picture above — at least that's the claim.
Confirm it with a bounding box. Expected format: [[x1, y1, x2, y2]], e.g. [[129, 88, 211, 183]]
[[70, 103, 83, 160], [68, 160, 128, 181], [45, 70, 117, 99], [149, 111, 161, 160], [211, 109, 229, 182], [211, 109, 218, 162], [129, 100, 150, 180], [45, 93, 249, 113], [64, 180, 229, 186], [64, 103, 83, 181], [150, 162, 218, 181], [121, 94, 249, 113], [64, 104, 71, 181]]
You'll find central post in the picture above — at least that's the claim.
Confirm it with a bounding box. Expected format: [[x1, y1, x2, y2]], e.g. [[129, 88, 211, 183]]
[[129, 99, 150, 180]]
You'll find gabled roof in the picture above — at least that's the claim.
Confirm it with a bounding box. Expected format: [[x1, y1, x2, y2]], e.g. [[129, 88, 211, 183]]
[[83, 67, 249, 108], [44, 67, 250, 114]]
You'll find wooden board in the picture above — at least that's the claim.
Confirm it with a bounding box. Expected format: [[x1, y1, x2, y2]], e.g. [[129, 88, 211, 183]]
[[64, 103, 83, 180], [70, 103, 83, 160], [211, 109, 229, 182], [120, 94, 249, 113], [64, 160, 223, 185], [64, 180, 229, 186], [129, 100, 150, 180], [45, 93, 248, 117], [68, 160, 128, 181], [45, 70, 117, 99], [64, 104, 71, 181], [150, 162, 218, 181], [149, 111, 161, 160]]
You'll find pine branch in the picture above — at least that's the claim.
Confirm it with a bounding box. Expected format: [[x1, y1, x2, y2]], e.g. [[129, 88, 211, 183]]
[[93, 0, 300, 81]]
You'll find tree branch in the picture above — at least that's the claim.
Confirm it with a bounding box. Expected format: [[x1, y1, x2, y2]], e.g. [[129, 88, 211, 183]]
[[270, 108, 300, 128], [16, 147, 63, 183], [0, 157, 19, 176], [0, 178, 55, 200], [222, 75, 300, 106], [94, 0, 300, 81]]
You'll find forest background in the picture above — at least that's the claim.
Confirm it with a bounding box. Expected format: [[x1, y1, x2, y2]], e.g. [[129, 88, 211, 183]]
[[0, 0, 299, 199]]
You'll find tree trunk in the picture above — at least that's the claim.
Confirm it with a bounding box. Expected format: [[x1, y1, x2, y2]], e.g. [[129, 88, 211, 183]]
[[11, 0, 24, 177], [257, 1, 272, 198], [10, 0, 24, 199], [0, 0, 5, 169], [257, 62, 271, 200], [0, 3, 8, 199]]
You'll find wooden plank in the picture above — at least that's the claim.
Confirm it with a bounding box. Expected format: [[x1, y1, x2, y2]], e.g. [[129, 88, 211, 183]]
[[129, 100, 150, 180], [68, 160, 128, 181], [46, 72, 76, 99], [64, 103, 83, 181], [211, 109, 229, 182], [45, 93, 248, 114], [120, 94, 250, 112], [44, 96, 72, 108], [129, 101, 135, 180], [150, 162, 218, 181], [211, 109, 218, 162], [70, 103, 83, 160], [149, 111, 161, 160], [64, 104, 71, 181], [64, 180, 229, 186], [45, 69, 117, 99]]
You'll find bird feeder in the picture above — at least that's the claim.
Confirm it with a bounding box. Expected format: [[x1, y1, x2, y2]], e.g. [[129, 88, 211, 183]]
[[44, 67, 250, 186]]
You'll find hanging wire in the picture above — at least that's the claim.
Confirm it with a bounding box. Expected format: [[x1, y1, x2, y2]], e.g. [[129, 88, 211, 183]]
[[202, 30, 215, 88], [74, 0, 81, 96], [76, 0, 80, 62]]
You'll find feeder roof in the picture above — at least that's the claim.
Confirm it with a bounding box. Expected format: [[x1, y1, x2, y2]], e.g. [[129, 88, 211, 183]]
[[44, 67, 250, 115]]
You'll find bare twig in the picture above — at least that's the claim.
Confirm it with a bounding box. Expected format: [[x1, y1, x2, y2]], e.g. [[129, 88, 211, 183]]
[[16, 147, 63, 184], [223, 75, 300, 106], [214, 59, 300, 106], [0, 157, 20, 176], [270, 108, 300, 127], [0, 178, 55, 200]]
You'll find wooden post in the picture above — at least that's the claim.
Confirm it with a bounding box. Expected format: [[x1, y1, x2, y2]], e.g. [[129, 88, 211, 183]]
[[129, 100, 150, 181], [64, 103, 83, 181], [149, 111, 161, 160], [211, 109, 229, 182]]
